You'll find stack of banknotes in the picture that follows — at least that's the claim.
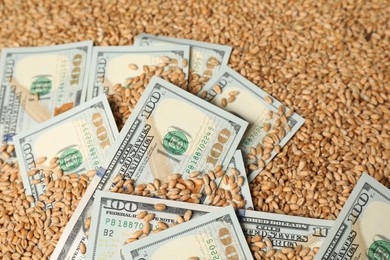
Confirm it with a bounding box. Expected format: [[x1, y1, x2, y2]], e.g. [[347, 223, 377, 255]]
[[0, 34, 389, 260]]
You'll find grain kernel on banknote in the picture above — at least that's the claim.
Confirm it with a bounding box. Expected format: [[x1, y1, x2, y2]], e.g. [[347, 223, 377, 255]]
[[79, 243, 86, 255], [221, 97, 227, 107], [157, 222, 168, 230], [189, 171, 200, 178], [143, 213, 155, 222], [182, 58, 188, 68], [143, 222, 151, 235], [128, 64, 138, 70], [154, 203, 167, 211], [213, 84, 222, 94], [124, 237, 138, 244]]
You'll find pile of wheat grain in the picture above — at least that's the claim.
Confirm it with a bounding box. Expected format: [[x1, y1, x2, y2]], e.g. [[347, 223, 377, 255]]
[[0, 0, 389, 258]]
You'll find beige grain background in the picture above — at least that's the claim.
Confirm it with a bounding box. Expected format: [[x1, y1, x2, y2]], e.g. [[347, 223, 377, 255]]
[[0, 0, 389, 239]]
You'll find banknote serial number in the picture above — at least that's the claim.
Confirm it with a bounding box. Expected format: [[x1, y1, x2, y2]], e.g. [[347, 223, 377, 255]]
[[206, 238, 221, 259], [241, 119, 270, 148], [105, 219, 144, 229], [103, 219, 158, 237], [185, 126, 214, 174], [81, 122, 99, 169]]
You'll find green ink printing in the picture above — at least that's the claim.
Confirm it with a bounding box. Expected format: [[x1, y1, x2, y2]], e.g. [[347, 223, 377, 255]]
[[163, 130, 189, 155], [59, 148, 83, 172]]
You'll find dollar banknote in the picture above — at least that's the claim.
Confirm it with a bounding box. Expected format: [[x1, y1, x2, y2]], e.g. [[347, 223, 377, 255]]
[[239, 210, 333, 251], [13, 95, 118, 204], [84, 153, 252, 259], [0, 41, 93, 144], [86, 191, 215, 260], [84, 191, 331, 260], [133, 33, 232, 93], [121, 205, 253, 260], [50, 76, 247, 260], [101, 75, 248, 186], [315, 173, 390, 260], [201, 66, 305, 182], [84, 45, 190, 101]]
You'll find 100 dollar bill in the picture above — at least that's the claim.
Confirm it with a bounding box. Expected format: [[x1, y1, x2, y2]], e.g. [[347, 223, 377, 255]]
[[101, 75, 248, 187], [13, 95, 118, 203], [86, 191, 332, 260], [87, 191, 215, 260], [50, 76, 247, 260], [87, 151, 253, 259], [121, 205, 253, 260], [0, 41, 93, 144], [201, 66, 305, 182], [315, 173, 390, 260], [84, 45, 190, 101]]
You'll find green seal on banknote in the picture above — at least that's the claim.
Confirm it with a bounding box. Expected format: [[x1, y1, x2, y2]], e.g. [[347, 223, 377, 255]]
[[58, 148, 82, 172], [31, 75, 52, 95], [163, 130, 188, 155], [368, 240, 390, 260]]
